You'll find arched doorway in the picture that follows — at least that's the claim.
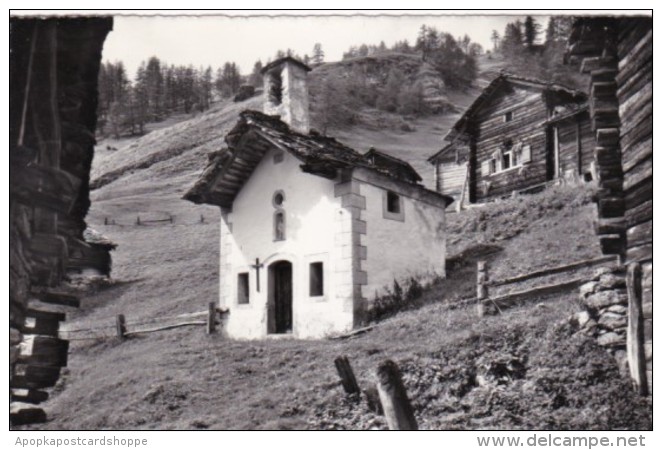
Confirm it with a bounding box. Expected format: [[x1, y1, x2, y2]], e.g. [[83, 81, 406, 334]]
[[268, 261, 293, 334]]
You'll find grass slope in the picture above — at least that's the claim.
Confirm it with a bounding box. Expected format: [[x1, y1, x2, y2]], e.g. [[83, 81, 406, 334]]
[[28, 184, 651, 430], [20, 57, 650, 430]]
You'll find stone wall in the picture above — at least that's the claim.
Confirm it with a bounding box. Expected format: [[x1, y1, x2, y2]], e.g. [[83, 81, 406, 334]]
[[575, 267, 628, 374]]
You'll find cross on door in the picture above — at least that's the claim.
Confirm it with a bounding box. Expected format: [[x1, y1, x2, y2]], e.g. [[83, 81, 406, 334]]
[[250, 258, 264, 292]]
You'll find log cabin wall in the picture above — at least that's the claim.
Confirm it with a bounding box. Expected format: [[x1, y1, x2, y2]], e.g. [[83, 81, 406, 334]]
[[617, 18, 652, 392], [9, 17, 112, 422], [552, 111, 596, 182], [430, 142, 470, 204], [568, 16, 652, 395], [473, 83, 550, 202]]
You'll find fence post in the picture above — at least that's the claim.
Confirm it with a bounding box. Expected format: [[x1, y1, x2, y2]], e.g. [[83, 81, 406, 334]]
[[200, 214, 205, 223], [207, 302, 216, 334], [116, 314, 127, 339], [334, 355, 360, 395], [376, 359, 418, 430], [477, 261, 488, 317], [104, 217, 108, 225], [626, 262, 648, 396], [169, 214, 173, 224], [136, 216, 141, 225]]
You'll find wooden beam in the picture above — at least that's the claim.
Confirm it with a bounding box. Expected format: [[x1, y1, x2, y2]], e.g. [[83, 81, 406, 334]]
[[11, 365, 61, 389], [11, 389, 49, 405], [489, 255, 617, 287], [18, 336, 69, 367], [334, 355, 361, 395], [486, 277, 586, 311], [10, 407, 47, 426], [626, 263, 648, 396], [30, 288, 80, 308], [376, 360, 418, 430]]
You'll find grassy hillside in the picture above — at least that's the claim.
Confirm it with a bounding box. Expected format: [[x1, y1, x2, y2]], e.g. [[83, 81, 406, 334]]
[[18, 55, 651, 430], [26, 182, 651, 430]]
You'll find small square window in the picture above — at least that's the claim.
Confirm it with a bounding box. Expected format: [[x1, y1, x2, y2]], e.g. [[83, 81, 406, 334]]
[[504, 111, 513, 122], [502, 152, 512, 170], [309, 262, 324, 297], [237, 273, 249, 304], [387, 191, 401, 214]]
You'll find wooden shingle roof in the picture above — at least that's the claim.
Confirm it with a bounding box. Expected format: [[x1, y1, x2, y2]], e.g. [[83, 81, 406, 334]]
[[444, 72, 587, 142], [184, 111, 426, 208]]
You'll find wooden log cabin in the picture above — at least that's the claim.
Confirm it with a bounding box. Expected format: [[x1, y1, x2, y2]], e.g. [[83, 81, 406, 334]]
[[428, 73, 597, 205], [10, 17, 113, 424], [567, 16, 652, 394]]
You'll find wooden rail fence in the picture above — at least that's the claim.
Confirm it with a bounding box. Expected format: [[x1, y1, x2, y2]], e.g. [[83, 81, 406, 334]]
[[476, 255, 619, 316], [59, 306, 227, 341]]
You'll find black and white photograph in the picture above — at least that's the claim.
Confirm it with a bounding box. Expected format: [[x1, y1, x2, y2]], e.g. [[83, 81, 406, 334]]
[[8, 7, 653, 439]]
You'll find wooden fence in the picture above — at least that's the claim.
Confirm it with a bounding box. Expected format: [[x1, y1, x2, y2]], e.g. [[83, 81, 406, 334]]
[[476, 255, 619, 316], [59, 303, 226, 341]]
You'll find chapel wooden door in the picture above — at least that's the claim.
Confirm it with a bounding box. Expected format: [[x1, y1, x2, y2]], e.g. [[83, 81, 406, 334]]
[[272, 261, 292, 333]]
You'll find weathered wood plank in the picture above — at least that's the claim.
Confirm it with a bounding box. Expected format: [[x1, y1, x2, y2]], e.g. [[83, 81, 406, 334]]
[[626, 263, 647, 396], [30, 288, 80, 308], [489, 255, 617, 287], [487, 277, 586, 310], [11, 365, 61, 389], [626, 221, 652, 249], [10, 389, 49, 405], [597, 196, 625, 218], [10, 407, 47, 426], [625, 199, 652, 229], [625, 244, 652, 264], [18, 336, 69, 367], [376, 360, 418, 430], [600, 234, 624, 255], [334, 355, 361, 395]]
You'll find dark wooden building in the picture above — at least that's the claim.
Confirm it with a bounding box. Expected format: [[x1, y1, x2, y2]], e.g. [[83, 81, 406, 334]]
[[429, 73, 597, 204], [10, 17, 112, 424], [568, 16, 652, 394]]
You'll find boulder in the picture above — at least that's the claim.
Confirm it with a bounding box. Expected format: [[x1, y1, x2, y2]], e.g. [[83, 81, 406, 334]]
[[579, 281, 598, 298], [571, 311, 591, 328], [598, 312, 627, 330], [597, 332, 624, 347], [598, 273, 626, 290], [592, 266, 613, 280], [606, 304, 627, 314], [585, 290, 627, 309]]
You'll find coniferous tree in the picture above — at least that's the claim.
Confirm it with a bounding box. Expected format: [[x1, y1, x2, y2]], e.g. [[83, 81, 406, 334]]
[[491, 30, 501, 51], [524, 16, 541, 50], [312, 43, 325, 65], [248, 60, 263, 87]]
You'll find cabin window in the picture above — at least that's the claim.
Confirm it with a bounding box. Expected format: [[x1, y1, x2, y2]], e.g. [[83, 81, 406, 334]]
[[489, 159, 497, 174], [502, 140, 514, 170], [274, 210, 286, 241], [309, 262, 324, 297], [387, 191, 401, 214], [237, 273, 250, 304], [504, 111, 513, 122]]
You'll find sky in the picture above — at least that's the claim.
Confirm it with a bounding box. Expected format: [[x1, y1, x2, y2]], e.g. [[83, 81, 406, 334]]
[[102, 13, 552, 78]]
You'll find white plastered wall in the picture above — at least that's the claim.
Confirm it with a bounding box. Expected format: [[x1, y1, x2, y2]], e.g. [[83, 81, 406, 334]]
[[219, 147, 354, 339]]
